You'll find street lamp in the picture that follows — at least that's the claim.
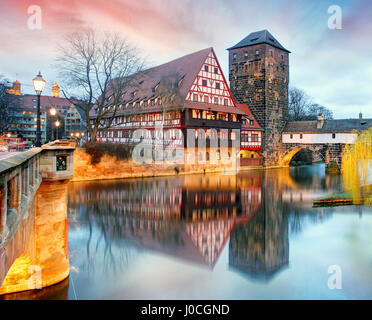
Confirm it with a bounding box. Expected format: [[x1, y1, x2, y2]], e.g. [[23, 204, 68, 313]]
[[55, 120, 60, 140], [32, 72, 46, 147], [50, 108, 57, 140]]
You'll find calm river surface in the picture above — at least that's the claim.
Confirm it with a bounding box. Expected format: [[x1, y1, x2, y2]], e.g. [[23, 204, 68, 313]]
[[6, 164, 372, 299]]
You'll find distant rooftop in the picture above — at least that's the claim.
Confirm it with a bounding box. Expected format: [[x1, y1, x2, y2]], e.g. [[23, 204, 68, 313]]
[[283, 118, 372, 133], [227, 29, 290, 53]]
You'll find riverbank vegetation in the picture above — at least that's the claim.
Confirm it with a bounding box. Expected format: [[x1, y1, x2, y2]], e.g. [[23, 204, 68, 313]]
[[342, 127, 372, 205]]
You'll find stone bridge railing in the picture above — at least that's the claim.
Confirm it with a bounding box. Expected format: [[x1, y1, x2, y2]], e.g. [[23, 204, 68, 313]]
[[0, 140, 75, 295]]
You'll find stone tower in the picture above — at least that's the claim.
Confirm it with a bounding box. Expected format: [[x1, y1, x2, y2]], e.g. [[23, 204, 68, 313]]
[[52, 82, 60, 98], [228, 30, 290, 166]]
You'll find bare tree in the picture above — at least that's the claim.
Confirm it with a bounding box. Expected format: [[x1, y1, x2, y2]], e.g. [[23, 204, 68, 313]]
[[289, 87, 312, 121], [289, 87, 333, 121], [154, 72, 184, 159], [56, 29, 145, 142], [307, 103, 333, 120]]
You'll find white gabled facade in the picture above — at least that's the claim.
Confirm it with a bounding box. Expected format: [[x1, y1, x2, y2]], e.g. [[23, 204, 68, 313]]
[[185, 50, 235, 107]]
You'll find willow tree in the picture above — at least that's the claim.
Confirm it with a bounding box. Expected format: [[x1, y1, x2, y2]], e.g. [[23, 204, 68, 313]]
[[342, 127, 372, 205], [56, 29, 145, 141]]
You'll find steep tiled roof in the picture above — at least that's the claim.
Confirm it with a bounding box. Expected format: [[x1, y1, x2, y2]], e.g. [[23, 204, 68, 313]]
[[283, 119, 372, 133], [90, 47, 246, 118], [236, 103, 263, 130], [227, 29, 290, 53]]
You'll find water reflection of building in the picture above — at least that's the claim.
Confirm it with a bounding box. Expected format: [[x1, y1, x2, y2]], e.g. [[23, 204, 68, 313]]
[[68, 174, 263, 268]]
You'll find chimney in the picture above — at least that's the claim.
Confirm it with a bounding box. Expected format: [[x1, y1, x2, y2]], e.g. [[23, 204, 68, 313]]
[[359, 112, 363, 120], [317, 113, 324, 129], [52, 82, 60, 98]]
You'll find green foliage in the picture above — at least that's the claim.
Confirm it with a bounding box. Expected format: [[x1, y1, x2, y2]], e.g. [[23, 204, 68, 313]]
[[83, 142, 133, 165]]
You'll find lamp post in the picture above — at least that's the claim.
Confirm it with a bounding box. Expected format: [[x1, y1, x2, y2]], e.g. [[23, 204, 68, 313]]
[[32, 72, 46, 147], [55, 120, 60, 140], [50, 108, 57, 140]]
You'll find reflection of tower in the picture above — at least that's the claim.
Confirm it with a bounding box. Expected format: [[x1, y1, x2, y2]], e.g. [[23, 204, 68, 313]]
[[229, 170, 289, 280]]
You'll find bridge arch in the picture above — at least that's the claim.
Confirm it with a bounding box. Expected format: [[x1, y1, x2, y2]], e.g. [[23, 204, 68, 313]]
[[281, 145, 325, 167]]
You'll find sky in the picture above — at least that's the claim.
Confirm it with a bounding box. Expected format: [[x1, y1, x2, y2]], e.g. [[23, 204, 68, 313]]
[[0, 0, 371, 119]]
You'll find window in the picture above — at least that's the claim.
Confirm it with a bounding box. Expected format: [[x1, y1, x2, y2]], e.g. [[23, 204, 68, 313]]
[[192, 109, 200, 119], [251, 134, 259, 142], [270, 50, 273, 57], [216, 82, 220, 89], [244, 52, 248, 58], [202, 79, 207, 86], [233, 53, 237, 60], [255, 50, 260, 55], [281, 54, 284, 60], [332, 133, 336, 139], [204, 65, 209, 72], [300, 134, 303, 139], [56, 155, 67, 171], [224, 99, 228, 106], [193, 94, 198, 102], [214, 67, 218, 74], [290, 134, 293, 139], [214, 97, 218, 104], [249, 120, 254, 126], [203, 96, 209, 103]]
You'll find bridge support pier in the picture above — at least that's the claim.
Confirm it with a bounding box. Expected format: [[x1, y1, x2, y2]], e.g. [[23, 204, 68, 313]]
[[325, 144, 343, 174]]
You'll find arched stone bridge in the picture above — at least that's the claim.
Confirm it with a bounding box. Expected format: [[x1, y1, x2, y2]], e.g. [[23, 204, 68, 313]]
[[280, 117, 372, 172], [281, 143, 343, 171], [0, 141, 75, 295]]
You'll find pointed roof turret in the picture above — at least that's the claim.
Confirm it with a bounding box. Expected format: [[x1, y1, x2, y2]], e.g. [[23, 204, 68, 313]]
[[227, 29, 290, 52]]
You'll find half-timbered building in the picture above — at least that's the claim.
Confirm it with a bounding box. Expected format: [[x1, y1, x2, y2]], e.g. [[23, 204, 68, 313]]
[[90, 47, 262, 165]]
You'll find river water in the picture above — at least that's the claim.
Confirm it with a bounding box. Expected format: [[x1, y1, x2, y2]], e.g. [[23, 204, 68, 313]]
[[4, 163, 372, 299]]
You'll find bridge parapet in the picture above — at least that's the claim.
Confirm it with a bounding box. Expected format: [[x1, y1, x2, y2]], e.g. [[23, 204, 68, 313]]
[[0, 140, 75, 295]]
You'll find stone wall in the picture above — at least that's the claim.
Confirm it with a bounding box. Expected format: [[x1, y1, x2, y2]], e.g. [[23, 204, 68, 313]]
[[72, 147, 242, 181], [229, 43, 289, 167]]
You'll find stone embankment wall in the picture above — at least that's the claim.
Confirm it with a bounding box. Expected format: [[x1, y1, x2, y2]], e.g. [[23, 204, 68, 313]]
[[72, 148, 241, 181]]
